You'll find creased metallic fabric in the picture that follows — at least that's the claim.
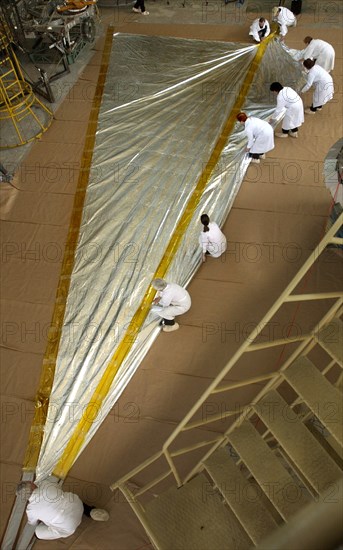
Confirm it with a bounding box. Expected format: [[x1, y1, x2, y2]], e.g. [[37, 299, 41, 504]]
[[35, 34, 304, 480]]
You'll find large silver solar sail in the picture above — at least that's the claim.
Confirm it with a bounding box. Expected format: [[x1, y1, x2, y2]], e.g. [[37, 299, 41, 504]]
[[35, 34, 304, 480]]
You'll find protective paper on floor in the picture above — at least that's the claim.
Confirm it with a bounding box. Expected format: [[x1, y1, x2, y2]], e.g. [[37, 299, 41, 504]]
[[35, 34, 304, 480]]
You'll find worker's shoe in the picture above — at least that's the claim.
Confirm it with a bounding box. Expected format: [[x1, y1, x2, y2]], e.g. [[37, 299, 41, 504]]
[[305, 108, 316, 114], [289, 131, 298, 138], [163, 322, 179, 332], [250, 158, 260, 164], [132, 7, 141, 12], [275, 132, 288, 138], [260, 154, 266, 159], [90, 509, 109, 521], [142, 11, 149, 15]]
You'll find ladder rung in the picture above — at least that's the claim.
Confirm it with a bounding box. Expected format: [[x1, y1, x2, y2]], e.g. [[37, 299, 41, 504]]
[[317, 318, 343, 365], [205, 448, 279, 543], [255, 391, 342, 494], [284, 357, 343, 446], [228, 420, 310, 520]]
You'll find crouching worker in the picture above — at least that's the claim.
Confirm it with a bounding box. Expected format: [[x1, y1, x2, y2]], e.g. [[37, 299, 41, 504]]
[[269, 82, 304, 138], [249, 17, 270, 43], [199, 214, 227, 262], [236, 112, 274, 164], [17, 480, 109, 540], [272, 6, 297, 40], [151, 278, 191, 333]]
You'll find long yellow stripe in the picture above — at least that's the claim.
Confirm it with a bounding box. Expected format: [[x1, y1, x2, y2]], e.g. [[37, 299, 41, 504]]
[[53, 33, 275, 479], [23, 27, 115, 472]]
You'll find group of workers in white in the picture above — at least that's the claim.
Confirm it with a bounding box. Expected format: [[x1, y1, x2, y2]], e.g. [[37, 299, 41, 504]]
[[153, 9, 336, 333], [152, 15, 335, 332], [244, 8, 335, 165], [151, 213, 227, 333], [249, 7, 296, 42], [152, 10, 336, 335]]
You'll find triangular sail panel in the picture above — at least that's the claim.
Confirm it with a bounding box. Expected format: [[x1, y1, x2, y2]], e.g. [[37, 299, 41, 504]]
[[28, 33, 303, 481]]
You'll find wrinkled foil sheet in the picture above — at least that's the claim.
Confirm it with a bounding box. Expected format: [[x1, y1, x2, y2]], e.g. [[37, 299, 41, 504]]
[[36, 34, 304, 480]]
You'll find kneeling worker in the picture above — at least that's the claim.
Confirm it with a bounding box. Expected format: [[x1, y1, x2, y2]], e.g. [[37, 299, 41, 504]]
[[249, 17, 270, 43], [18, 479, 109, 541]]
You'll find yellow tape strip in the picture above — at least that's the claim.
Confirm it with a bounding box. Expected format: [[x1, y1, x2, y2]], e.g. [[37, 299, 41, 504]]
[[23, 26, 115, 472], [53, 33, 275, 479]]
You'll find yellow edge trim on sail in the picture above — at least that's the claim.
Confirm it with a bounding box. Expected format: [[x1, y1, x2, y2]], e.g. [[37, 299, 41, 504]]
[[22, 26, 115, 472], [53, 33, 276, 479]]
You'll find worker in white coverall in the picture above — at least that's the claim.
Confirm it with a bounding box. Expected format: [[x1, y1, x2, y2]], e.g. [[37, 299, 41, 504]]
[[301, 58, 334, 114], [199, 213, 227, 262], [151, 278, 191, 333], [236, 112, 274, 164], [18, 480, 109, 540], [297, 37, 335, 72], [272, 6, 297, 38], [269, 82, 304, 139], [249, 17, 270, 43]]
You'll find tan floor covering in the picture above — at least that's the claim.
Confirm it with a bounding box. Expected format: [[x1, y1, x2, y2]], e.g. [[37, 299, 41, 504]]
[[1, 1, 342, 548]]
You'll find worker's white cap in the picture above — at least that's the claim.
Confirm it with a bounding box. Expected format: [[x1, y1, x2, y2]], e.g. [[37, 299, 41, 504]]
[[152, 278, 167, 291]]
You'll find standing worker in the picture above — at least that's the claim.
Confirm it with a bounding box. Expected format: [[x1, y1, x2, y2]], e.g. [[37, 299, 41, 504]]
[[300, 37, 335, 72], [236, 112, 274, 163], [301, 59, 334, 114], [151, 279, 191, 333], [199, 214, 227, 262], [272, 6, 297, 39], [132, 0, 149, 15], [269, 82, 304, 138]]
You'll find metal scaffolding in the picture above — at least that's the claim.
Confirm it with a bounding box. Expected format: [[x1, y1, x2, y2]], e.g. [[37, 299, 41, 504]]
[[0, 18, 52, 148]]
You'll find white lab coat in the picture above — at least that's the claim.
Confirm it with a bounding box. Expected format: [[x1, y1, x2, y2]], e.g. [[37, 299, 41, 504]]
[[301, 39, 335, 72], [301, 65, 334, 108], [244, 117, 274, 154], [26, 481, 84, 540], [275, 7, 296, 36], [199, 222, 227, 258], [155, 283, 191, 321], [249, 18, 270, 42], [273, 87, 304, 130]]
